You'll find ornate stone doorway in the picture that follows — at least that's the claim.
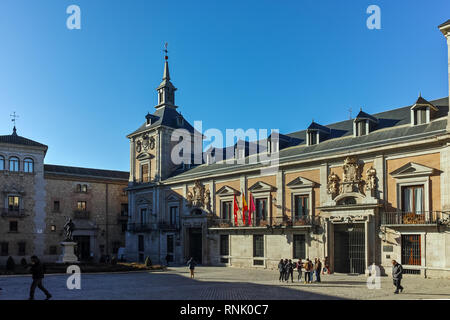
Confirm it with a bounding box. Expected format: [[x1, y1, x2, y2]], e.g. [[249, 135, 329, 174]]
[[333, 223, 366, 274], [188, 228, 203, 264]]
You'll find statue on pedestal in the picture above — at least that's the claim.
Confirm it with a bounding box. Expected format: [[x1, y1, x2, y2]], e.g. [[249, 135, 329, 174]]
[[63, 218, 75, 242]]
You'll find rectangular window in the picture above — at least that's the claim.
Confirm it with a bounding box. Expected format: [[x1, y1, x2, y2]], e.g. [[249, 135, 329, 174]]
[[255, 198, 267, 222], [49, 246, 57, 255], [414, 109, 427, 125], [294, 195, 309, 218], [293, 234, 306, 259], [356, 121, 367, 136], [308, 132, 317, 145], [402, 185, 424, 214], [169, 206, 178, 226], [140, 208, 147, 224], [138, 235, 144, 252], [77, 201, 87, 211], [222, 201, 232, 220], [220, 235, 229, 256], [53, 201, 60, 212], [401, 235, 421, 266], [121, 203, 128, 216], [9, 221, 18, 232], [141, 164, 149, 183], [8, 196, 20, 211], [253, 235, 264, 258], [9, 157, 19, 171], [167, 235, 174, 254], [1, 242, 8, 256], [18, 242, 26, 256]]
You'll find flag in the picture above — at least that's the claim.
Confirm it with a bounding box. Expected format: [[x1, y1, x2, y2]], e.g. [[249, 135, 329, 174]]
[[242, 192, 248, 225], [248, 193, 255, 226], [233, 194, 239, 226]]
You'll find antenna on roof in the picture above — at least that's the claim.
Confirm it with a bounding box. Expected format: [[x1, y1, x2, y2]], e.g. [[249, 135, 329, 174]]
[[348, 107, 352, 120]]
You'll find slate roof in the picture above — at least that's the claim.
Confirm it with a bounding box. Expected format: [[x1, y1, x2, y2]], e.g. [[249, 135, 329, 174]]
[[127, 106, 197, 137], [163, 97, 449, 183], [44, 164, 129, 181], [0, 129, 48, 149]]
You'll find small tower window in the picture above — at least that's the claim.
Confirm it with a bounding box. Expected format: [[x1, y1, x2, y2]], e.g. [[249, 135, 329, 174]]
[[9, 157, 19, 172], [414, 108, 427, 125], [23, 158, 34, 173], [307, 131, 318, 146], [355, 120, 367, 136]]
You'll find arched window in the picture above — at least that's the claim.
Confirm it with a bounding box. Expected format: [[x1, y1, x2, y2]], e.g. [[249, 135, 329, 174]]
[[9, 157, 19, 172], [337, 197, 357, 206], [23, 158, 34, 173], [0, 155, 4, 170]]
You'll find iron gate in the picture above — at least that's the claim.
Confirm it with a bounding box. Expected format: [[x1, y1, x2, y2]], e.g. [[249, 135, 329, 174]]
[[334, 224, 366, 274]]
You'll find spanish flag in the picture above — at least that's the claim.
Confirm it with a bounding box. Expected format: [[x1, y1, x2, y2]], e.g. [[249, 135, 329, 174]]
[[242, 192, 248, 225], [233, 194, 239, 226]]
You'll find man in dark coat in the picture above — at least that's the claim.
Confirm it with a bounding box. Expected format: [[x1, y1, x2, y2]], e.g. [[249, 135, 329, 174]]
[[29, 256, 52, 300], [392, 260, 404, 294], [285, 259, 294, 283]]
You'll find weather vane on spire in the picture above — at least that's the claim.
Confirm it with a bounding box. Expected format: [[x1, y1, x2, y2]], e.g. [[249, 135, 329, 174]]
[[164, 42, 169, 61], [10, 112, 19, 130]]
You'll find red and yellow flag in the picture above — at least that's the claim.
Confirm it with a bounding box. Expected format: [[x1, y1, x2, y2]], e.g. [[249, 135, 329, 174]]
[[233, 194, 239, 226], [242, 192, 248, 225]]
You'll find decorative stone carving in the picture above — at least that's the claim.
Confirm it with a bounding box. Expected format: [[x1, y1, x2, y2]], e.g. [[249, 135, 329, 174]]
[[204, 189, 211, 211], [136, 140, 142, 153], [365, 166, 377, 195], [149, 136, 155, 150], [327, 172, 340, 198], [186, 180, 211, 211], [341, 156, 364, 194]]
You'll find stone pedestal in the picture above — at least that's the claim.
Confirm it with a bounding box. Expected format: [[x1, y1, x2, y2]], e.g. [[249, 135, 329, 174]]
[[58, 241, 79, 263]]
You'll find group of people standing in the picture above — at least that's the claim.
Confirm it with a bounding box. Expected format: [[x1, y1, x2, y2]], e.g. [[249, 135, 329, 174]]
[[278, 258, 326, 283]]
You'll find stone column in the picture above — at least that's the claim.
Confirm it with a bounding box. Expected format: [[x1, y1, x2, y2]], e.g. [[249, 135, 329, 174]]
[[320, 163, 329, 206], [276, 169, 284, 218], [129, 138, 135, 183], [438, 21, 450, 131]]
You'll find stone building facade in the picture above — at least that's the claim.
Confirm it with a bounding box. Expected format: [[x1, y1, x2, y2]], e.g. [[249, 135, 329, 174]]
[[125, 20, 450, 278], [0, 130, 128, 264]]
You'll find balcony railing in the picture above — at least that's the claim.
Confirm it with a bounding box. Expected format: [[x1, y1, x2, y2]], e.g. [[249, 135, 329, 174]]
[[128, 223, 159, 233], [73, 210, 90, 219], [207, 215, 313, 228], [381, 211, 445, 225], [158, 222, 180, 230], [1, 208, 26, 218]]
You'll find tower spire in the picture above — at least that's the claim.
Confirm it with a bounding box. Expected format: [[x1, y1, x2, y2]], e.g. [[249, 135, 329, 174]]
[[155, 42, 177, 109]]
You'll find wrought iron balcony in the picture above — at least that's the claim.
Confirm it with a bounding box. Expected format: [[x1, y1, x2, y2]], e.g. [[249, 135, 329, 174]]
[[127, 223, 157, 233], [381, 211, 447, 226], [207, 215, 313, 229], [73, 210, 90, 219], [1, 208, 26, 218], [158, 222, 180, 231], [271, 216, 312, 227]]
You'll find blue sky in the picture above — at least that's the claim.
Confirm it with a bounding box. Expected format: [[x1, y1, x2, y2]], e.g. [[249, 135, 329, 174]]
[[0, 0, 449, 171]]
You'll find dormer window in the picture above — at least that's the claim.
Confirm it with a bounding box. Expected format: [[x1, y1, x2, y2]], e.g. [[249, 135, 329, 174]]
[[410, 96, 437, 126], [355, 120, 368, 136], [307, 130, 318, 146], [353, 109, 378, 137], [413, 108, 427, 125], [306, 121, 330, 146]]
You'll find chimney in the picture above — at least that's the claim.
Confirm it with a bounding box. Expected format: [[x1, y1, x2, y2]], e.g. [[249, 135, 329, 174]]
[[439, 20, 450, 131]]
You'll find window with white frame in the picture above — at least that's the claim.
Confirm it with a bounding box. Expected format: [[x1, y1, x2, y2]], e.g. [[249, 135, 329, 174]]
[[23, 158, 33, 173], [9, 157, 19, 172]]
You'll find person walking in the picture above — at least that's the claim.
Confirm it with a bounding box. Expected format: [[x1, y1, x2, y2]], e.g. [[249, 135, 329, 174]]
[[285, 259, 294, 283], [28, 256, 51, 300], [314, 258, 322, 283], [322, 256, 330, 275], [392, 260, 404, 294], [278, 259, 285, 282], [296, 258, 303, 282], [187, 257, 197, 279]]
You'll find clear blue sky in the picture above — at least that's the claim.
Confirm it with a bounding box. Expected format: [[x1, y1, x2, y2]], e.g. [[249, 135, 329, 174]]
[[0, 0, 449, 171]]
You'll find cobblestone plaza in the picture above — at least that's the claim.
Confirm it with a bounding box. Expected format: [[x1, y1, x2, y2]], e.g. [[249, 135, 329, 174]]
[[1, 267, 449, 300]]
